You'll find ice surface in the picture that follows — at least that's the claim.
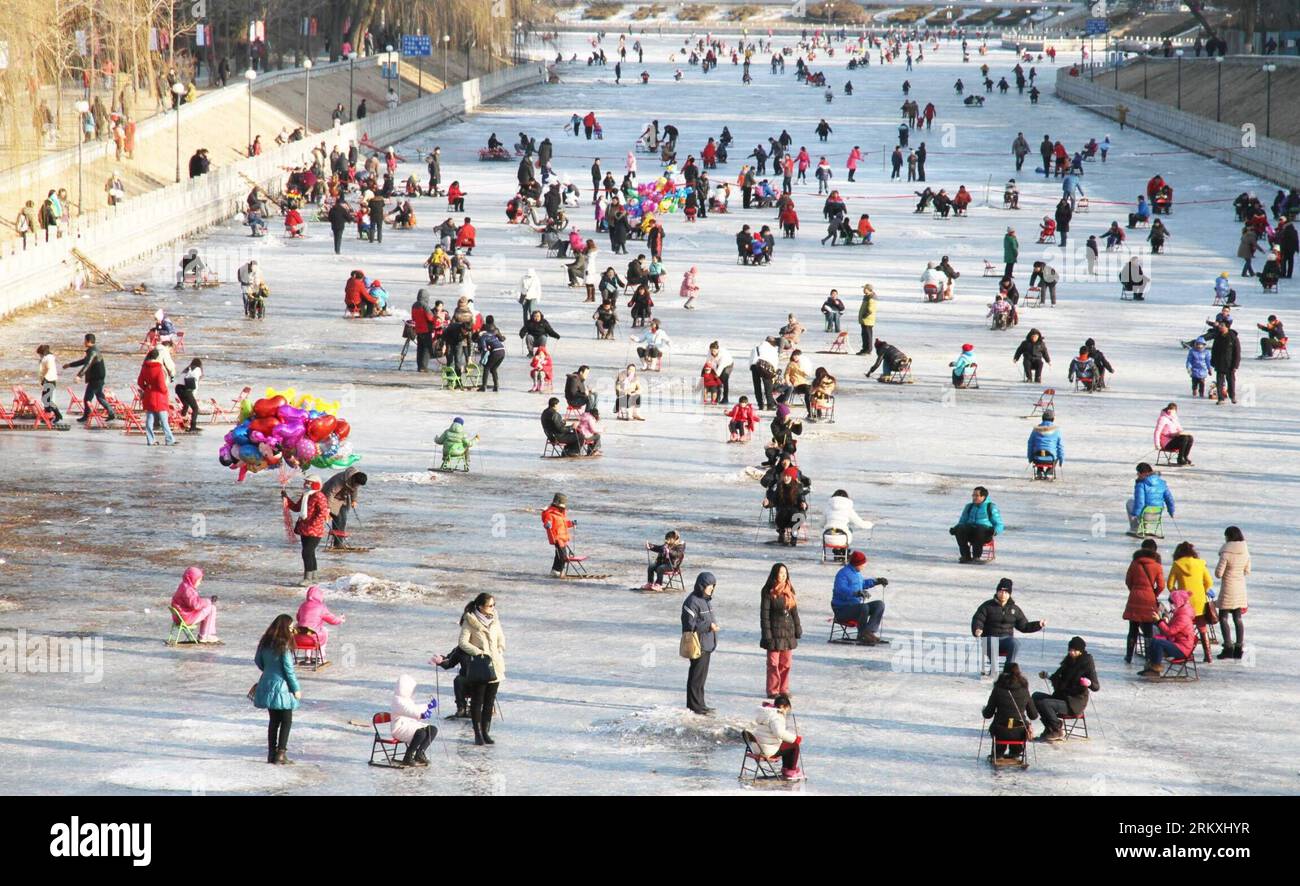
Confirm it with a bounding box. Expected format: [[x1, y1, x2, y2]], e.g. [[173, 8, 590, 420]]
[[0, 32, 1297, 796]]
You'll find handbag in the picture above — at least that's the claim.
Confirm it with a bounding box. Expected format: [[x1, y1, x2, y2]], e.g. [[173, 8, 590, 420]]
[[466, 653, 497, 683], [679, 631, 701, 661], [1203, 599, 1220, 625]]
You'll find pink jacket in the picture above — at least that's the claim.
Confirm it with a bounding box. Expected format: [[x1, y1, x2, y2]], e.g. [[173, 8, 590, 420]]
[[680, 269, 698, 296], [170, 566, 209, 624], [296, 585, 342, 645], [1156, 589, 1195, 657], [797, 149, 810, 171], [847, 148, 861, 170], [1154, 410, 1182, 450]]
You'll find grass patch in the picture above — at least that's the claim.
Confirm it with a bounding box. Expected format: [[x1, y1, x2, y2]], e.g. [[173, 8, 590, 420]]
[[730, 4, 762, 21], [806, 2, 869, 24], [583, 2, 622, 19], [631, 4, 666, 20], [677, 4, 713, 21], [888, 6, 933, 25]]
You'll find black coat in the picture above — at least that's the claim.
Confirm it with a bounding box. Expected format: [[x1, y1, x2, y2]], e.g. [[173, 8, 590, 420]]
[[564, 373, 589, 406], [1211, 329, 1241, 372], [1054, 201, 1072, 233], [682, 588, 718, 654], [971, 596, 1043, 638], [759, 589, 802, 651], [520, 317, 561, 342], [982, 678, 1038, 725], [1281, 223, 1299, 256], [541, 407, 567, 441], [1047, 652, 1100, 715], [328, 202, 352, 231], [1014, 337, 1050, 365]]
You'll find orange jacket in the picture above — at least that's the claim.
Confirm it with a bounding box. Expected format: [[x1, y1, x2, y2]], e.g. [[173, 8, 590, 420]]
[[541, 505, 573, 545]]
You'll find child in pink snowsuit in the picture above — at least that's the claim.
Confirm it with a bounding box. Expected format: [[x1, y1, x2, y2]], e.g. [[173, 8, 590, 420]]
[[295, 585, 344, 654], [170, 566, 219, 642], [680, 266, 699, 309]]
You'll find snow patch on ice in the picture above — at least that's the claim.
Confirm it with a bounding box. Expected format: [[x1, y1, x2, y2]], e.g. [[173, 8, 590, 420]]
[[372, 471, 442, 485], [879, 471, 948, 486], [0, 597, 20, 613], [703, 467, 766, 484], [591, 706, 745, 746], [269, 343, 315, 351], [327, 573, 445, 601], [105, 759, 304, 793]]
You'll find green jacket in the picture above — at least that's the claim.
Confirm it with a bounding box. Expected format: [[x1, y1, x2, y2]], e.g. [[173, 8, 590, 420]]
[[435, 423, 472, 458], [857, 293, 877, 327], [1003, 234, 1019, 264]]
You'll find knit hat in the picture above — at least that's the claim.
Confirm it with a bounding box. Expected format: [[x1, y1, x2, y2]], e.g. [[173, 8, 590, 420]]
[[1068, 636, 1087, 652], [996, 578, 1013, 593], [1041, 408, 1055, 422], [849, 551, 867, 567], [961, 343, 974, 352], [783, 466, 800, 479], [452, 417, 464, 425], [551, 493, 567, 507]]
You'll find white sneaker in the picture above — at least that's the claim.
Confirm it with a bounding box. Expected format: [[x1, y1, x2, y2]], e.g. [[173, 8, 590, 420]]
[[199, 636, 222, 644], [550, 569, 563, 578]]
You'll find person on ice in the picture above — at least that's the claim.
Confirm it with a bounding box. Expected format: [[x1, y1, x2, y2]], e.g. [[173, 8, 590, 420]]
[[982, 663, 1038, 759], [681, 572, 719, 715], [1168, 541, 1216, 663], [822, 488, 873, 552], [1027, 408, 1063, 478], [434, 417, 475, 469], [971, 578, 1045, 669], [322, 467, 367, 549], [1068, 346, 1098, 391], [295, 585, 344, 659], [752, 694, 803, 780], [388, 674, 437, 767], [1032, 636, 1099, 742], [1128, 462, 1175, 533], [1138, 589, 1194, 677], [542, 493, 577, 577], [951, 342, 977, 388], [171, 566, 220, 643], [1154, 402, 1193, 466], [831, 551, 889, 646], [253, 614, 301, 765], [951, 485, 1003, 563], [1186, 337, 1212, 397], [283, 475, 329, 585], [643, 530, 685, 591]]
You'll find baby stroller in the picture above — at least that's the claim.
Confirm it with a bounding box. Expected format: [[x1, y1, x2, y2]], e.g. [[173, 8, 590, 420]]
[[1037, 217, 1057, 244]]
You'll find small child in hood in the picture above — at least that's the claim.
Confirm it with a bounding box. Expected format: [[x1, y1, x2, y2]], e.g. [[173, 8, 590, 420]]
[[170, 566, 220, 643], [530, 346, 553, 392], [643, 530, 685, 590], [679, 266, 699, 309], [390, 674, 437, 766], [295, 585, 345, 656], [1186, 337, 1212, 398]]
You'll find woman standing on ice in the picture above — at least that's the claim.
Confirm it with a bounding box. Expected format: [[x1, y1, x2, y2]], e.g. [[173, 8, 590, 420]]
[[759, 563, 802, 699], [253, 614, 301, 764], [1214, 527, 1250, 660], [681, 572, 718, 715], [1123, 539, 1163, 664], [282, 476, 329, 586], [458, 593, 505, 746]]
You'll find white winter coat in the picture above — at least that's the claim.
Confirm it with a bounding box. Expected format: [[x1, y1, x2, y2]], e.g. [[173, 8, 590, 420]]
[[920, 266, 947, 289], [520, 269, 542, 303], [390, 674, 429, 742], [709, 346, 734, 373], [823, 495, 874, 544], [751, 705, 797, 755], [750, 340, 779, 368]]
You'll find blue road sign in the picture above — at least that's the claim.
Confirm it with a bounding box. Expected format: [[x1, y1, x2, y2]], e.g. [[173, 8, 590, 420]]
[[401, 35, 432, 57], [1086, 19, 1109, 36]]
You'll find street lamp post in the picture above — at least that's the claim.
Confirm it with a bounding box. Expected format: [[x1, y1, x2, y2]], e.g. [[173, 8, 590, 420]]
[[1262, 64, 1276, 138], [74, 99, 89, 212], [1142, 45, 1149, 99], [443, 35, 450, 87], [244, 69, 257, 156], [1215, 56, 1223, 122], [348, 53, 356, 121], [1175, 49, 1184, 110], [386, 44, 396, 103], [171, 82, 186, 182], [303, 59, 312, 134]]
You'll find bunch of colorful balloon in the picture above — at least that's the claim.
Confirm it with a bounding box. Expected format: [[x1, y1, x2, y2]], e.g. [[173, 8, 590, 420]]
[[218, 388, 359, 481], [627, 176, 693, 219]]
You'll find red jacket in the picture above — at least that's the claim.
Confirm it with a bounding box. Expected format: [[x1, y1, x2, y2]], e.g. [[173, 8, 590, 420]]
[[136, 360, 170, 412], [583, 112, 597, 129], [780, 205, 799, 227], [1146, 176, 1164, 200], [1156, 590, 1195, 656], [447, 183, 464, 201], [541, 504, 573, 545], [702, 142, 717, 163], [344, 277, 367, 309], [953, 189, 971, 209], [1123, 551, 1164, 622], [411, 303, 434, 334], [291, 491, 330, 538], [456, 224, 476, 248], [726, 402, 760, 432]]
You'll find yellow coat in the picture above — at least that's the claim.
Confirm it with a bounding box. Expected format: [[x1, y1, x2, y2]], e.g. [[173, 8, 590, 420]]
[[1167, 556, 1213, 616]]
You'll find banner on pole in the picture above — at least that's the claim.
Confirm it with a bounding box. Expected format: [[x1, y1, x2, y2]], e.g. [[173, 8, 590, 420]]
[[401, 35, 432, 57]]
